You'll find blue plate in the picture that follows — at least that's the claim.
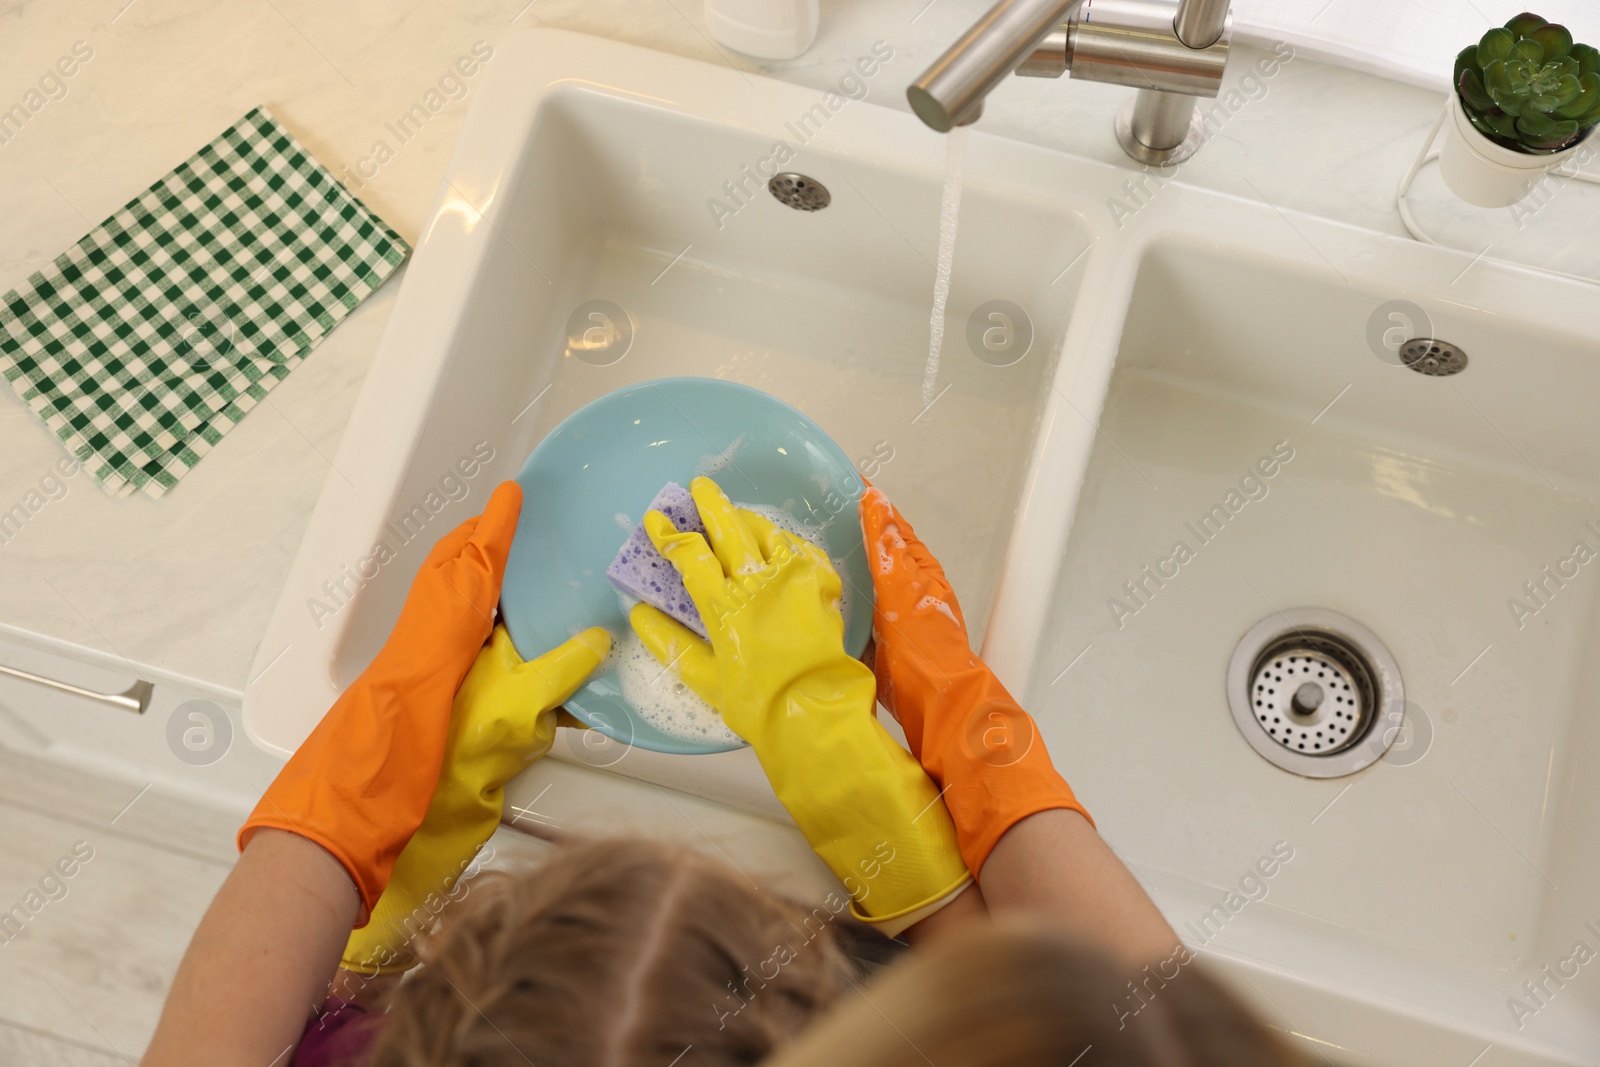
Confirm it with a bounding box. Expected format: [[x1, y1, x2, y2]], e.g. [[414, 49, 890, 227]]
[[501, 377, 873, 755]]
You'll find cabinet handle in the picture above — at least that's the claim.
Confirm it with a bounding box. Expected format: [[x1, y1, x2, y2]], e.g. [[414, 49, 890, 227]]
[[0, 663, 153, 715]]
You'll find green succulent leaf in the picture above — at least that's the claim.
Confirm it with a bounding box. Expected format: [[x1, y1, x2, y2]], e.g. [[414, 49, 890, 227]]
[[1469, 108, 1519, 142], [1548, 55, 1580, 80], [1491, 85, 1527, 115], [1455, 44, 1479, 86], [1458, 68, 1497, 112], [1521, 115, 1579, 149], [1556, 72, 1600, 117], [1512, 38, 1546, 65], [1483, 59, 1511, 92], [1579, 97, 1600, 129], [1548, 119, 1580, 144], [1479, 27, 1517, 68], [1530, 23, 1573, 59], [1516, 109, 1556, 136], [1573, 43, 1600, 77], [1505, 12, 1547, 38], [1528, 92, 1561, 113], [1550, 73, 1583, 107], [1505, 62, 1533, 92]]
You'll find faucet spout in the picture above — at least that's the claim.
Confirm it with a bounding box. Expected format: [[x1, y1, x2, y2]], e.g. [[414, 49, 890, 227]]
[[908, 0, 1233, 165], [1173, 0, 1230, 49], [907, 0, 1084, 132]]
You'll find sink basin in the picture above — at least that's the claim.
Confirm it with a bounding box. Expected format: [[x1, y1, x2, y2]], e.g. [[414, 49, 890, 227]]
[[244, 28, 1600, 1065], [1027, 240, 1600, 1061], [243, 29, 1090, 819]]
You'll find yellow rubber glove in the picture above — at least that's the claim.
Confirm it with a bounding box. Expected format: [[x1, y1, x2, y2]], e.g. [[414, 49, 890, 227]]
[[341, 624, 610, 975], [631, 476, 971, 934]]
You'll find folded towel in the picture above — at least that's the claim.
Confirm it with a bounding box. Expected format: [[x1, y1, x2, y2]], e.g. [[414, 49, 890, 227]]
[[0, 106, 409, 498]]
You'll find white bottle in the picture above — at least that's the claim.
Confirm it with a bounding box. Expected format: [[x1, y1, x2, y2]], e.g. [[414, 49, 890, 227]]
[[705, 0, 818, 60]]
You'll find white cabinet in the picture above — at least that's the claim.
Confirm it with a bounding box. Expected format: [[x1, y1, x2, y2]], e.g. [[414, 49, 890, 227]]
[[0, 630, 281, 815]]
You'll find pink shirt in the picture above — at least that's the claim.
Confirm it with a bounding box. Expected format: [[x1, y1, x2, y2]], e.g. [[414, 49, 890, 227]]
[[292, 996, 387, 1066]]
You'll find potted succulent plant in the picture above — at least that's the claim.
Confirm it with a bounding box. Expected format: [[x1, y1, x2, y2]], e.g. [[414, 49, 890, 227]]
[[1441, 12, 1600, 207]]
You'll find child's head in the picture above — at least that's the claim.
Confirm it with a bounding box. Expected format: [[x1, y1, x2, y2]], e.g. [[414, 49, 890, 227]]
[[369, 836, 856, 1066]]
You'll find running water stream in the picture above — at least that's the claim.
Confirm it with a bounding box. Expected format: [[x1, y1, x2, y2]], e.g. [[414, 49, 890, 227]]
[[921, 125, 969, 409]]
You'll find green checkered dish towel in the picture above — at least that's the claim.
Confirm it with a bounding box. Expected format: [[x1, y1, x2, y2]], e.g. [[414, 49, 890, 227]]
[[0, 107, 409, 498]]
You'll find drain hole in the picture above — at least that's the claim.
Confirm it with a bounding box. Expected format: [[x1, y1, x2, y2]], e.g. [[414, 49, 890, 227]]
[[1399, 337, 1468, 376], [1228, 608, 1405, 778], [769, 173, 831, 212]]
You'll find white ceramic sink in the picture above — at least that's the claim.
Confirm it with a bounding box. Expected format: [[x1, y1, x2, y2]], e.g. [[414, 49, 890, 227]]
[[244, 28, 1600, 1066], [1029, 241, 1600, 1064], [243, 28, 1088, 820]]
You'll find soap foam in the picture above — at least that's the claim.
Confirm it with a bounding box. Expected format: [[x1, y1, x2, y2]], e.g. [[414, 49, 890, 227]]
[[609, 617, 743, 748], [742, 501, 824, 541], [695, 435, 746, 478], [601, 499, 857, 747], [915, 594, 959, 627]]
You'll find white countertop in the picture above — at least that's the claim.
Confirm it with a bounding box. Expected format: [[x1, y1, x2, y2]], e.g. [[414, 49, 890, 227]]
[[0, 0, 1595, 697]]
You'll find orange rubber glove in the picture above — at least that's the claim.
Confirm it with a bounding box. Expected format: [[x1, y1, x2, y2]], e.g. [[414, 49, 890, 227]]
[[238, 481, 523, 923], [860, 487, 1092, 877]]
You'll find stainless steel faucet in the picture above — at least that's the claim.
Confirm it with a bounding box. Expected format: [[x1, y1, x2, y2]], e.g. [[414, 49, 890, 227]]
[[908, 0, 1233, 165]]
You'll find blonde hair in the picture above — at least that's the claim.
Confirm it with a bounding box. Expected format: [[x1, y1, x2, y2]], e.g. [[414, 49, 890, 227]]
[[368, 837, 856, 1067], [765, 918, 1305, 1067]]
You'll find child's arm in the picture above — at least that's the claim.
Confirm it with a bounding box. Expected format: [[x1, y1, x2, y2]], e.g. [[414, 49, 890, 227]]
[[144, 829, 358, 1067]]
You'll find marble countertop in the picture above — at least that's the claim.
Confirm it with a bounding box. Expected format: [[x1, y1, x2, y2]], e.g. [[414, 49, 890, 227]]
[[0, 0, 1595, 698]]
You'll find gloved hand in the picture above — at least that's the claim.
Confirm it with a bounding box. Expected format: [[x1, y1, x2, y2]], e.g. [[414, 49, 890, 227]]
[[342, 624, 611, 974], [631, 476, 971, 934], [238, 482, 523, 923], [859, 487, 1091, 877]]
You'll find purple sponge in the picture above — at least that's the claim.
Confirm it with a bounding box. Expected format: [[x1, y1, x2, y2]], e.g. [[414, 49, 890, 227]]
[[607, 482, 708, 638]]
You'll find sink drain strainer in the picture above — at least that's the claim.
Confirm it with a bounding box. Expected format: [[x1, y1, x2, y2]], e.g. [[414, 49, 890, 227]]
[[1227, 608, 1404, 778], [1400, 337, 1468, 376], [768, 173, 830, 211]]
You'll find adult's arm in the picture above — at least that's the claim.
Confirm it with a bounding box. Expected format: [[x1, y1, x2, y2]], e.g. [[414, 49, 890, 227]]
[[898, 817, 1177, 963], [860, 488, 1179, 965], [979, 809, 1178, 963], [900, 882, 988, 946]]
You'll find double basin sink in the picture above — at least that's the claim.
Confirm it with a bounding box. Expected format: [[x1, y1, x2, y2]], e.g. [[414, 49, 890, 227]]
[[243, 29, 1600, 1066]]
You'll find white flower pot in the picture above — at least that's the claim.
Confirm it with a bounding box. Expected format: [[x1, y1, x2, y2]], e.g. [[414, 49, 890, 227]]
[[1439, 96, 1591, 208]]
